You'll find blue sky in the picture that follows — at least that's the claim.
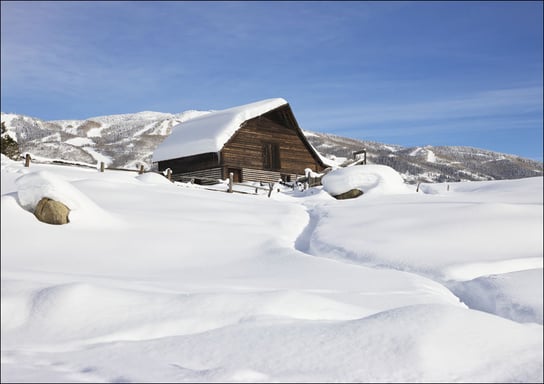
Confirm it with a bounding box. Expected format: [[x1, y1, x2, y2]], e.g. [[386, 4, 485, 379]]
[[1, 1, 543, 160]]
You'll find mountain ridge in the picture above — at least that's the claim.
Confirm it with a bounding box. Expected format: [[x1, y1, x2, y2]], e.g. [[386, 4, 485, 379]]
[[2, 111, 542, 184]]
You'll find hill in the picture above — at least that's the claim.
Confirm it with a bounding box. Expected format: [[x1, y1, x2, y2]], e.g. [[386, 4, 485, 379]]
[[2, 111, 542, 183], [305, 131, 543, 183]]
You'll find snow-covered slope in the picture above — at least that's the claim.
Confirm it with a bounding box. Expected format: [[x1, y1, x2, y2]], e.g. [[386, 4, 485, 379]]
[[1, 156, 542, 382], [305, 131, 543, 183], [1, 110, 210, 169]]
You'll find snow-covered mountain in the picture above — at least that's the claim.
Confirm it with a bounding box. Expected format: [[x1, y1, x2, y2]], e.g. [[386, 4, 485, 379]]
[[305, 131, 543, 183], [0, 110, 210, 170], [2, 111, 542, 183]]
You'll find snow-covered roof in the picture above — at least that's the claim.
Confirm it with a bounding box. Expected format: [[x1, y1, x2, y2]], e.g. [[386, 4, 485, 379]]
[[152, 98, 288, 162]]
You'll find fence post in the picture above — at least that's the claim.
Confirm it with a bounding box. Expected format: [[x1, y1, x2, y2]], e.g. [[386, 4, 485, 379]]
[[100, 162, 105, 172], [139, 165, 144, 174], [228, 172, 233, 193], [166, 168, 172, 181], [24, 153, 31, 167], [268, 182, 273, 198]]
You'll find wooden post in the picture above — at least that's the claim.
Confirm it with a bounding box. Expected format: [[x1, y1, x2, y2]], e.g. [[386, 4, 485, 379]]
[[24, 153, 31, 167], [139, 165, 144, 174], [268, 183, 273, 198], [166, 168, 172, 181], [416, 182, 421, 192], [353, 149, 367, 165], [228, 172, 233, 193], [100, 162, 105, 172]]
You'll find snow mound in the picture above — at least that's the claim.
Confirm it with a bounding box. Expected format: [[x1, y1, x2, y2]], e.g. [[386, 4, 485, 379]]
[[449, 268, 543, 324], [321, 164, 411, 196], [3, 282, 368, 346], [136, 172, 173, 185], [15, 171, 118, 226], [1, 154, 20, 173]]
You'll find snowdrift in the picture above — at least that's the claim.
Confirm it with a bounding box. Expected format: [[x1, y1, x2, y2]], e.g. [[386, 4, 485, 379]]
[[321, 164, 411, 196], [1, 157, 542, 383]]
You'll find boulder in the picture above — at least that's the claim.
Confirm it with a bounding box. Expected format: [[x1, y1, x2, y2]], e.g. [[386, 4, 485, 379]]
[[34, 197, 70, 225], [333, 188, 363, 200]]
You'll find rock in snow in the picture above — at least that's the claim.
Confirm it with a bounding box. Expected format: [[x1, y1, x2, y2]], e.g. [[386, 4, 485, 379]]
[[34, 197, 70, 225]]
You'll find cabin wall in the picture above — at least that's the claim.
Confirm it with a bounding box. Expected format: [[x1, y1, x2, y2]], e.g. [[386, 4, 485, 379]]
[[158, 152, 219, 174], [170, 167, 223, 184], [221, 116, 323, 177], [239, 168, 298, 184]]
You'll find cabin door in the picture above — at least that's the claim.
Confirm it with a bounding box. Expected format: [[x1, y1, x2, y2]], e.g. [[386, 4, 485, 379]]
[[227, 168, 242, 183]]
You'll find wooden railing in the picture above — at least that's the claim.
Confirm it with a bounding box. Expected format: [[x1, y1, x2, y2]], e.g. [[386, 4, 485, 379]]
[[18, 156, 311, 198]]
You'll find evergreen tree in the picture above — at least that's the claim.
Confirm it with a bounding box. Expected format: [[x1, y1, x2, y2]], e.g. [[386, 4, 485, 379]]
[[1, 121, 20, 159]]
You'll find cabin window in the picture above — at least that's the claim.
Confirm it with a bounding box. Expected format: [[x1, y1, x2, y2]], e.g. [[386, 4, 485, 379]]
[[263, 142, 281, 170]]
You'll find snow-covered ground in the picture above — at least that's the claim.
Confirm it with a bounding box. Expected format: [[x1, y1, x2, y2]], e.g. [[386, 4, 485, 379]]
[[1, 155, 542, 383]]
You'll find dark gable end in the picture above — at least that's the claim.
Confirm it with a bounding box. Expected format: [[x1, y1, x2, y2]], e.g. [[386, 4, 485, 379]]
[[265, 103, 326, 169]]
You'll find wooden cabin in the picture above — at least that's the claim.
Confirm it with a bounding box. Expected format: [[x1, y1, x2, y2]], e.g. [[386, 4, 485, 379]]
[[152, 98, 327, 184]]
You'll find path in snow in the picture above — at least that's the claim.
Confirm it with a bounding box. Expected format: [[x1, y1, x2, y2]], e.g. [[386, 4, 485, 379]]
[[292, 192, 542, 325], [293, 207, 320, 254]]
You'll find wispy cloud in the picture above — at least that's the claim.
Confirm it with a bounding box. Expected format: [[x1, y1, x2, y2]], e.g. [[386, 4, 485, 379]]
[[299, 86, 543, 133]]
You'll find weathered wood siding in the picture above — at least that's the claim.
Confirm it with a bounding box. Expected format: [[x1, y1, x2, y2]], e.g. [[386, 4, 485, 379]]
[[220, 115, 323, 178], [171, 167, 222, 184], [241, 168, 298, 183], [155, 103, 326, 185]]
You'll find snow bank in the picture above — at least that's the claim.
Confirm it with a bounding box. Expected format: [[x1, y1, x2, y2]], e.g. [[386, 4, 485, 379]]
[[0, 153, 21, 174], [136, 172, 173, 185], [153, 98, 287, 161], [1, 160, 542, 383], [321, 164, 411, 196], [14, 171, 117, 227], [310, 176, 543, 283], [16, 171, 92, 212], [449, 268, 543, 324], [2, 304, 540, 383]]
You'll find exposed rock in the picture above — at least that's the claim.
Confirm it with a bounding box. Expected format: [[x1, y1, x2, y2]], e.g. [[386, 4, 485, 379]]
[[333, 189, 363, 200], [34, 197, 70, 225]]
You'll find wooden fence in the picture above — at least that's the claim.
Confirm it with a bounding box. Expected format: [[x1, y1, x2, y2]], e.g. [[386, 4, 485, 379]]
[[19, 156, 284, 197]]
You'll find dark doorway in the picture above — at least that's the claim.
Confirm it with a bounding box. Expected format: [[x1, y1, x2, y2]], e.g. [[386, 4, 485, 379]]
[[228, 168, 242, 183]]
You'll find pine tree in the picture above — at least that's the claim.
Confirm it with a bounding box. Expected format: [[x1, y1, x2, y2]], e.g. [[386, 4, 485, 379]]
[[1, 121, 20, 159]]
